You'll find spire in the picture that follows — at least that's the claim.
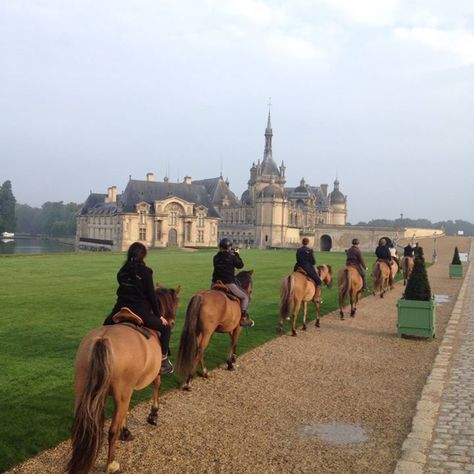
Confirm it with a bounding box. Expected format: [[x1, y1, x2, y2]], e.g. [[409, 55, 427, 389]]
[[264, 108, 273, 161]]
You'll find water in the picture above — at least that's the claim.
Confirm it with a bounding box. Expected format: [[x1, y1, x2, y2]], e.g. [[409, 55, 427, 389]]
[[0, 238, 74, 255], [297, 422, 369, 445]]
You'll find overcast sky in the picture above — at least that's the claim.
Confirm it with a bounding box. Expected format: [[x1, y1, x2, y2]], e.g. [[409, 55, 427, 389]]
[[1, 0, 473, 224]]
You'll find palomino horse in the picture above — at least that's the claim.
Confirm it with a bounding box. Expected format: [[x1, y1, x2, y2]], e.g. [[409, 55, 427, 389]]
[[176, 270, 253, 391], [338, 265, 363, 320], [371, 260, 396, 298], [67, 286, 180, 474], [401, 256, 414, 286], [278, 265, 333, 336]]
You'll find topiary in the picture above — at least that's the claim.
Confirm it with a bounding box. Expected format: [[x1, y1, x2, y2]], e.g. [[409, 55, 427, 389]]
[[451, 246, 461, 265], [403, 254, 431, 301]]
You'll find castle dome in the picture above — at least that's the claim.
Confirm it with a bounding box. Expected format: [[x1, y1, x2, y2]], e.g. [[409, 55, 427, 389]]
[[262, 184, 284, 199], [329, 179, 345, 204], [241, 189, 252, 205]]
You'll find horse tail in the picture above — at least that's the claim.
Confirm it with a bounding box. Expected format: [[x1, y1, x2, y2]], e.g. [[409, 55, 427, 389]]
[[339, 268, 350, 308], [176, 294, 201, 378], [67, 338, 112, 474], [280, 274, 294, 320]]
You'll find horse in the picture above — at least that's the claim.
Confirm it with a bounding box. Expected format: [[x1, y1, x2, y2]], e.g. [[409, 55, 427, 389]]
[[175, 270, 253, 391], [401, 256, 414, 286], [338, 265, 363, 320], [66, 286, 180, 474], [278, 264, 333, 336], [371, 260, 396, 298]]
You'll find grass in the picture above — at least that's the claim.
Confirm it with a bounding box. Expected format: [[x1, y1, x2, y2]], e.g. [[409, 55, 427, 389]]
[[0, 248, 377, 472]]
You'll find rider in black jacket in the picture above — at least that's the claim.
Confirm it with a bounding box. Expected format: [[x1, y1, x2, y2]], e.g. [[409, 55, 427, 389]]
[[104, 242, 173, 375], [212, 238, 254, 328], [375, 238, 394, 288], [294, 238, 322, 287]]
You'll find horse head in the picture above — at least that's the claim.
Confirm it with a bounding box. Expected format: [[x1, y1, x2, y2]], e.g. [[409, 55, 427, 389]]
[[236, 270, 254, 298], [155, 285, 181, 329], [318, 264, 333, 288]]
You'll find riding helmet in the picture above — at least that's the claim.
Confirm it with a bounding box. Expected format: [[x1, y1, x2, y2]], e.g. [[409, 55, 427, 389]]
[[219, 237, 232, 249], [352, 238, 359, 245]]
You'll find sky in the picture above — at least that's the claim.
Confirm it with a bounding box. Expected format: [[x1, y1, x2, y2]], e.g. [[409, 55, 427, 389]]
[[0, 0, 473, 224]]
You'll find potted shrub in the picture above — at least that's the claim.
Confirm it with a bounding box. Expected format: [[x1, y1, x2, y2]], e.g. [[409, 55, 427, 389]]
[[449, 246, 463, 278], [397, 246, 435, 340]]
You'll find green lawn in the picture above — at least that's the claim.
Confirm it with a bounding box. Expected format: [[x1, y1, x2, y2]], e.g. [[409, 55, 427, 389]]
[[0, 248, 376, 471]]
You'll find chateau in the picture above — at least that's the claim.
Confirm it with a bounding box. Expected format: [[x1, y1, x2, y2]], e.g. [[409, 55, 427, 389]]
[[76, 112, 347, 251]]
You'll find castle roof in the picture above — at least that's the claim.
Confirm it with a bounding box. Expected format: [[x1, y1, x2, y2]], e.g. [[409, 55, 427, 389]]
[[118, 179, 221, 217]]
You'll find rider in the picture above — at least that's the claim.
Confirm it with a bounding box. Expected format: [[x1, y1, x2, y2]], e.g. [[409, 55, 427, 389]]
[[403, 243, 414, 257], [346, 238, 369, 291], [211, 237, 254, 328], [294, 237, 322, 289], [103, 242, 173, 375], [389, 244, 400, 273], [375, 238, 394, 288]]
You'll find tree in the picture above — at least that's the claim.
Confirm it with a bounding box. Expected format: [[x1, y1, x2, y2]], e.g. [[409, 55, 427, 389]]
[[403, 247, 432, 301], [0, 180, 16, 233], [451, 246, 461, 265]]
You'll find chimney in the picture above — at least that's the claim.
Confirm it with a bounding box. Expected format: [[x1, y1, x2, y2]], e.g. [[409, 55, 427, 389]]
[[321, 184, 328, 197], [183, 176, 192, 185], [146, 172, 154, 182], [110, 186, 117, 203], [105, 187, 112, 203]]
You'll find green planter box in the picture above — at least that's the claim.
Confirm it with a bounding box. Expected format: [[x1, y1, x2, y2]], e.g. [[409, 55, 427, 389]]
[[397, 298, 436, 340], [449, 264, 463, 279]]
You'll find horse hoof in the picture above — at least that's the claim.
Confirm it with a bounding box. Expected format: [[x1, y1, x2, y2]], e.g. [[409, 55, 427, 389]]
[[302, 324, 307, 331], [182, 384, 192, 391], [227, 363, 234, 371], [340, 316, 345, 320], [106, 461, 120, 474], [147, 415, 157, 426], [291, 330, 297, 337], [202, 371, 209, 379], [315, 320, 320, 328], [119, 427, 134, 441], [231, 353, 237, 363]]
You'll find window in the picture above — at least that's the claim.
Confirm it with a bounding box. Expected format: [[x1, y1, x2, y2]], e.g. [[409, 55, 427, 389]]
[[155, 221, 162, 240], [198, 230, 204, 243], [169, 211, 177, 225], [197, 214, 204, 227], [139, 228, 146, 241], [139, 211, 146, 224]]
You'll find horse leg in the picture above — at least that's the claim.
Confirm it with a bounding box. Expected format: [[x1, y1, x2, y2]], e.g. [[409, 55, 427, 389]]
[[107, 389, 133, 474], [314, 299, 321, 328], [302, 301, 307, 331], [197, 332, 212, 378], [227, 327, 240, 370], [146, 375, 161, 426], [292, 300, 301, 336], [350, 291, 357, 317]]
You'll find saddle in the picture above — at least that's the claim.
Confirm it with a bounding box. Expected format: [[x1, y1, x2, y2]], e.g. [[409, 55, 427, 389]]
[[112, 307, 157, 340], [295, 267, 315, 283], [211, 281, 240, 302]]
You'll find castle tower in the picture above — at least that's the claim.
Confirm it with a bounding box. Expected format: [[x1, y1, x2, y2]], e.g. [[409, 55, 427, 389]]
[[329, 178, 347, 225]]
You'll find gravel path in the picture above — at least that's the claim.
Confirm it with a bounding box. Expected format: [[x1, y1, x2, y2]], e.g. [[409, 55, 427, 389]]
[[9, 237, 470, 474]]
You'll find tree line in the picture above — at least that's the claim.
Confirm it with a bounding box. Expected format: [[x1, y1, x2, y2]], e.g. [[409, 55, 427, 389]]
[[0, 180, 80, 237], [352, 218, 474, 236]]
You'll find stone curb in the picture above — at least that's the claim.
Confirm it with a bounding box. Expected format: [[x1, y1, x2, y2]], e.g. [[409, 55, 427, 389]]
[[394, 242, 473, 474]]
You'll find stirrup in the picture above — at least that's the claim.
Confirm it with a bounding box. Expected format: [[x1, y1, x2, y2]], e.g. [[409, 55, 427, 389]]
[[240, 317, 255, 328]]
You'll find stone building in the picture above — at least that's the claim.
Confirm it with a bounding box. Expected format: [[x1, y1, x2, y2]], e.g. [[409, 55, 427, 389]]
[[217, 111, 347, 248], [76, 111, 348, 251]]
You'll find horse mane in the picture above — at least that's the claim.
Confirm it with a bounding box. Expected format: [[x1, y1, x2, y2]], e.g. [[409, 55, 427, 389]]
[[236, 270, 253, 290], [155, 287, 179, 321], [317, 264, 332, 275]]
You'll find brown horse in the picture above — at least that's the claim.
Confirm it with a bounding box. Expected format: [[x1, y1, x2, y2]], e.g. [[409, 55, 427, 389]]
[[401, 256, 414, 285], [278, 265, 333, 336], [175, 270, 253, 391], [67, 286, 180, 474], [338, 265, 363, 320], [371, 260, 396, 298]]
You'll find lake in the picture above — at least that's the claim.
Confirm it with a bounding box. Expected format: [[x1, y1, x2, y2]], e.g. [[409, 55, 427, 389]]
[[0, 238, 74, 255]]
